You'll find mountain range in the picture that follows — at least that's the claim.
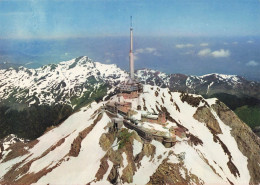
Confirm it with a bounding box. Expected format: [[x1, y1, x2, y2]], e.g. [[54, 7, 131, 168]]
[[0, 56, 260, 184], [0, 56, 259, 139], [0, 84, 260, 184]]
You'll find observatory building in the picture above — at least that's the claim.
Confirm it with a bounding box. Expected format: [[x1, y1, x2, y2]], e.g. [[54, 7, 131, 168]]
[[104, 17, 186, 147], [120, 16, 143, 98]]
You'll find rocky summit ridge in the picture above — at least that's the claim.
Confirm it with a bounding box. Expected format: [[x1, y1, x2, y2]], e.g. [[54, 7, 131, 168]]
[[0, 84, 259, 184]]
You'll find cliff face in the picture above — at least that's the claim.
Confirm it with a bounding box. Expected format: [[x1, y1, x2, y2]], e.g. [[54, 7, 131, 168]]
[[0, 85, 259, 184], [212, 101, 260, 184]]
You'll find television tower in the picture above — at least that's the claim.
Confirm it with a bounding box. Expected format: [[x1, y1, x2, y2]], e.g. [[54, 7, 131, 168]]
[[129, 16, 134, 80]]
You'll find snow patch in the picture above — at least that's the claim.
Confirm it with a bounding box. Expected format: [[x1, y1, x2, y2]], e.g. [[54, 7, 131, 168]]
[[133, 139, 142, 157]]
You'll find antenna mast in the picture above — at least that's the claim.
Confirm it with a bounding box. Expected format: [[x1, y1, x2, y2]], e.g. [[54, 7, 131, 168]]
[[129, 16, 134, 79], [130, 16, 133, 28]]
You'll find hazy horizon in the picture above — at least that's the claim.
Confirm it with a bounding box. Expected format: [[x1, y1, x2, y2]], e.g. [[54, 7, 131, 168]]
[[0, 36, 260, 81], [0, 0, 259, 81]]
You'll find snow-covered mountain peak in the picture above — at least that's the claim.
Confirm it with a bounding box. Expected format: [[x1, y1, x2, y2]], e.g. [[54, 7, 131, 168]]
[[136, 68, 260, 99], [197, 73, 242, 84], [0, 56, 128, 105], [0, 85, 259, 184], [1, 57, 259, 107]]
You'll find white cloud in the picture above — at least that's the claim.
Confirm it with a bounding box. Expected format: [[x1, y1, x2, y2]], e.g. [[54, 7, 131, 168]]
[[200, 43, 209, 47], [135, 48, 145, 53], [246, 60, 259, 66], [145, 47, 156, 53], [198, 48, 230, 58], [247, 40, 254, 44], [175, 43, 194, 49], [134, 55, 139, 61], [136, 47, 156, 54], [183, 50, 194, 55], [135, 47, 160, 57], [198, 48, 212, 56], [232, 42, 238, 45], [211, 49, 230, 57]]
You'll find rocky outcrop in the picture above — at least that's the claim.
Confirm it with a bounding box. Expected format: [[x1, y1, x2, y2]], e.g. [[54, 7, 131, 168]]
[[142, 143, 156, 158], [187, 133, 203, 146], [99, 132, 115, 151], [212, 101, 260, 184], [95, 155, 109, 181], [181, 93, 204, 107], [148, 158, 202, 185], [193, 106, 222, 134], [253, 126, 260, 137], [121, 142, 135, 183], [2, 140, 37, 163]]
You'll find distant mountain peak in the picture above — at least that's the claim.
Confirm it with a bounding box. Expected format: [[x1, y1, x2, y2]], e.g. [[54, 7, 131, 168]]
[[0, 57, 259, 108]]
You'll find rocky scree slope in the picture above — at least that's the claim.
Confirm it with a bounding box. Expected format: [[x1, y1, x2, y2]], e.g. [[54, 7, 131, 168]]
[[0, 85, 259, 185]]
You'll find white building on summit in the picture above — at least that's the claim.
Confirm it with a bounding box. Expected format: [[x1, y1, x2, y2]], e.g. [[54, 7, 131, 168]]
[[120, 16, 142, 96]]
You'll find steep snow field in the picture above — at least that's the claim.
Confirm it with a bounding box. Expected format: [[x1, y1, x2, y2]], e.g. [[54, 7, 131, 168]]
[[137, 85, 250, 184], [0, 85, 252, 184]]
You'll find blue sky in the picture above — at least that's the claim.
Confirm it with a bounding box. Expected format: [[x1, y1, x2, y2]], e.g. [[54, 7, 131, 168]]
[[0, 0, 260, 81], [1, 0, 260, 39]]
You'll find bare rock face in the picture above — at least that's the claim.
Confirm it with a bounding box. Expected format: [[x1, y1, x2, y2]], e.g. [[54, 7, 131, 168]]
[[95, 155, 109, 181], [121, 140, 135, 184], [99, 132, 115, 151], [107, 165, 119, 184], [142, 143, 156, 158], [97, 130, 142, 184], [180, 93, 203, 107], [193, 106, 222, 134], [148, 159, 202, 185], [212, 101, 260, 184]]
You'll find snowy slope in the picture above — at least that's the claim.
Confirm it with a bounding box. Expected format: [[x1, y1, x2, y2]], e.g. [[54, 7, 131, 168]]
[[0, 56, 128, 105], [0, 85, 257, 184]]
